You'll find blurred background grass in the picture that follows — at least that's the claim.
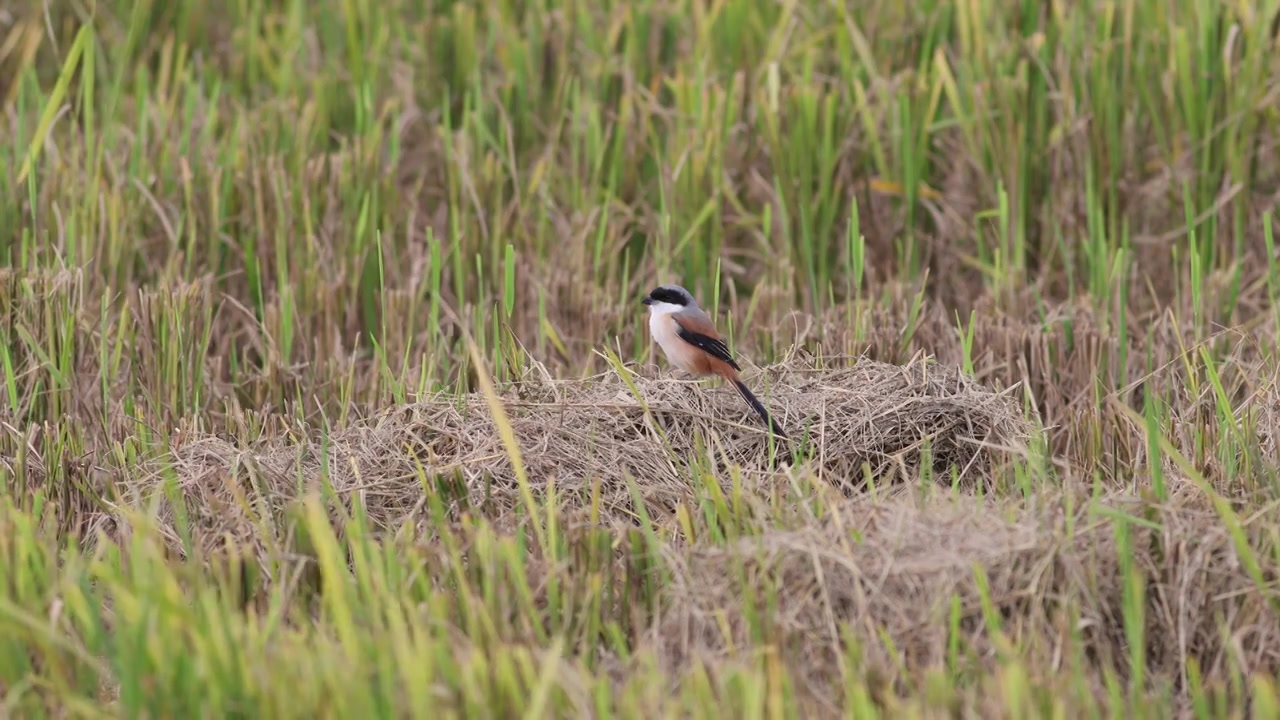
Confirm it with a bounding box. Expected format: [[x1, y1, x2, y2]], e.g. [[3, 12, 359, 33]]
[[3, 0, 1280, 716]]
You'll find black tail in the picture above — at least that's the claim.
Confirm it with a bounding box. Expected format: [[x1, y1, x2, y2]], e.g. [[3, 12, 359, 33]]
[[732, 379, 788, 440]]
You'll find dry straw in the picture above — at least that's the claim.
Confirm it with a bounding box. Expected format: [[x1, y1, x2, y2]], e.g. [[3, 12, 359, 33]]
[[649, 488, 1278, 708], [111, 356, 1280, 703], [128, 355, 1032, 551]]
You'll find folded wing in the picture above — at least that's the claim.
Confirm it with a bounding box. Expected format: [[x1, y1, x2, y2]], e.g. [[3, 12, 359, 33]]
[[672, 313, 741, 372]]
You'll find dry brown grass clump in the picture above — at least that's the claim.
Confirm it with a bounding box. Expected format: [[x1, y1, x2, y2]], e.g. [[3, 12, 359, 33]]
[[107, 353, 1280, 711], [653, 490, 1280, 710], [117, 356, 1032, 552]]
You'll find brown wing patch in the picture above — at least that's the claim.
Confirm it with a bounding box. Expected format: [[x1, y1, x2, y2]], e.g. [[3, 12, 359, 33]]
[[672, 313, 741, 372]]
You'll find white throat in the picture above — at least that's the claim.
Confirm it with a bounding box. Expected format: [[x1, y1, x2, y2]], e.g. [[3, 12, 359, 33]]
[[646, 301, 685, 317], [647, 301, 685, 338], [646, 302, 692, 370]]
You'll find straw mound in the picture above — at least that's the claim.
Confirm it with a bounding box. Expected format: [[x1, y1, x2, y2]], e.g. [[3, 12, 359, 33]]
[[108, 356, 1280, 703], [138, 357, 1030, 546], [653, 492, 1280, 704]]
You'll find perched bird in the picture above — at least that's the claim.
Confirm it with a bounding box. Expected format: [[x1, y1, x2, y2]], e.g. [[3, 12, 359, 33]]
[[641, 284, 788, 439]]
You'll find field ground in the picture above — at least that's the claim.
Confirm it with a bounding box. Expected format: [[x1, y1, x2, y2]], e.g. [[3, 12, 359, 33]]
[[4, 0, 1280, 717]]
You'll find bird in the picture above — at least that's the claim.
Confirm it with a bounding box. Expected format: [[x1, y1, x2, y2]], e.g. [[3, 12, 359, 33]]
[[641, 284, 788, 440]]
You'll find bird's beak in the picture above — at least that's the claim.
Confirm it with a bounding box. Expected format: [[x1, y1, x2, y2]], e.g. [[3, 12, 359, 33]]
[[641, 296, 653, 306]]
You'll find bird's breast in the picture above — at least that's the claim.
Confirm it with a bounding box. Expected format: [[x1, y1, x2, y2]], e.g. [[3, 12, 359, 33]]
[[649, 312, 707, 374]]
